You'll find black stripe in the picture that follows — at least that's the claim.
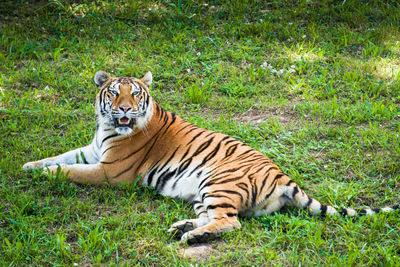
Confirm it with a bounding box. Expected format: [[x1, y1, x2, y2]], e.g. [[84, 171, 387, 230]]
[[199, 175, 242, 192], [197, 210, 207, 216], [236, 182, 248, 190], [264, 182, 277, 199], [155, 169, 176, 190], [175, 123, 192, 135], [236, 182, 250, 207], [146, 168, 158, 186], [272, 173, 284, 182], [306, 197, 313, 207], [199, 179, 216, 191], [357, 208, 367, 215], [179, 146, 192, 161], [101, 90, 107, 111], [221, 136, 230, 142], [145, 94, 149, 107], [212, 189, 244, 202], [203, 194, 233, 201], [159, 108, 165, 122], [139, 139, 177, 174], [372, 208, 381, 213], [237, 148, 254, 158], [98, 90, 103, 110], [225, 144, 238, 157], [192, 137, 214, 157], [101, 133, 119, 147], [224, 139, 237, 145], [226, 213, 238, 217], [205, 132, 215, 138], [251, 182, 258, 207], [187, 130, 205, 145], [292, 186, 299, 198], [207, 203, 237, 210], [260, 172, 284, 198], [320, 204, 328, 216], [178, 158, 192, 174], [286, 180, 295, 186], [101, 144, 120, 157], [215, 166, 243, 177], [258, 173, 271, 196], [185, 126, 200, 135], [213, 176, 244, 186], [198, 176, 209, 190], [186, 140, 217, 178], [202, 143, 221, 163], [156, 146, 181, 173], [338, 208, 348, 216]]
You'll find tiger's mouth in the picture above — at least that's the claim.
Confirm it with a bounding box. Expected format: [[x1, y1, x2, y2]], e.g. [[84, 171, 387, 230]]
[[114, 116, 135, 128]]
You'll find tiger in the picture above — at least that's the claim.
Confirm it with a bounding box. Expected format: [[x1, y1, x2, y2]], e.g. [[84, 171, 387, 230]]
[[23, 71, 399, 244]]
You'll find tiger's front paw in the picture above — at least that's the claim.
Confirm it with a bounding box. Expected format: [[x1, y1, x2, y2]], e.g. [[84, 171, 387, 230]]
[[168, 220, 195, 240], [22, 161, 40, 170], [23, 160, 55, 170]]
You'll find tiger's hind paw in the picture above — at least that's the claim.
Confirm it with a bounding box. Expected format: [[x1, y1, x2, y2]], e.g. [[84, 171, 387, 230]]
[[168, 220, 195, 240], [181, 230, 218, 244]]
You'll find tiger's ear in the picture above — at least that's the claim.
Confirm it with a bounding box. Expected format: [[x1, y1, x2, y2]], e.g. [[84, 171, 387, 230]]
[[140, 71, 152, 87], [94, 71, 111, 88]]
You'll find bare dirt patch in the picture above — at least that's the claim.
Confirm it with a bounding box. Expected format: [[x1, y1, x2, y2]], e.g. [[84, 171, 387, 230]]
[[235, 107, 299, 126], [178, 242, 218, 261], [185, 104, 301, 128]]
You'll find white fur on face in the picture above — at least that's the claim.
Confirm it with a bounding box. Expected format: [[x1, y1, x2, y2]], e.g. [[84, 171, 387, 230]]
[[96, 80, 153, 137], [115, 127, 133, 135]]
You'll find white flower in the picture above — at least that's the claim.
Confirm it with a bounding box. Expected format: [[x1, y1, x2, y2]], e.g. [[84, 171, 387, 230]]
[[302, 35, 306, 39], [186, 69, 191, 73], [288, 69, 296, 74], [196, 52, 201, 56], [261, 62, 268, 69], [290, 65, 296, 69]]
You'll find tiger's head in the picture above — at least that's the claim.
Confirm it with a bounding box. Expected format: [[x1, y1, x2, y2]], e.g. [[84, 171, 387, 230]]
[[94, 71, 153, 135]]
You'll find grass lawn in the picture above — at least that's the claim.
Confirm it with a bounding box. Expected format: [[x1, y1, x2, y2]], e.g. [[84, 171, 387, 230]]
[[1, 0, 400, 265]]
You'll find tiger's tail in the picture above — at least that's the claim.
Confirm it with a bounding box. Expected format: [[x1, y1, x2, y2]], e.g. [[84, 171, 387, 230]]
[[284, 180, 400, 216]]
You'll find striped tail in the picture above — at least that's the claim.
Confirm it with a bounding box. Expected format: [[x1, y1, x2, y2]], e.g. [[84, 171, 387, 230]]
[[284, 181, 400, 216]]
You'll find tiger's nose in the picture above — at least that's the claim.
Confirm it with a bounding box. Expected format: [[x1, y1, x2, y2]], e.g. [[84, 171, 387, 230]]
[[119, 105, 132, 113]]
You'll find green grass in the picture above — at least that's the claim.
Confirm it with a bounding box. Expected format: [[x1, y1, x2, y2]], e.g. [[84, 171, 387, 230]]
[[1, 0, 400, 265]]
